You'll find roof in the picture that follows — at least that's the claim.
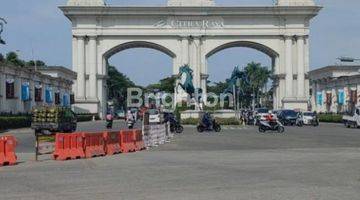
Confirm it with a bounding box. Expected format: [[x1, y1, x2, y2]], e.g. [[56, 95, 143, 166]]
[[309, 65, 360, 80]]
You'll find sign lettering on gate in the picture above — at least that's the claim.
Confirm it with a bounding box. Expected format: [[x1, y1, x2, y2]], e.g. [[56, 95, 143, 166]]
[[154, 17, 224, 29]]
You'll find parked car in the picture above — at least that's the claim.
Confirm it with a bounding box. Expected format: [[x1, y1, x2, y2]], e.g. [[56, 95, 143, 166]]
[[277, 109, 298, 126], [343, 107, 360, 128], [301, 111, 319, 126], [148, 109, 163, 124]]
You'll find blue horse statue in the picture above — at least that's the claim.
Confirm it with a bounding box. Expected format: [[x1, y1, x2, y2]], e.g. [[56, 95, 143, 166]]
[[177, 65, 195, 98], [224, 66, 249, 95]]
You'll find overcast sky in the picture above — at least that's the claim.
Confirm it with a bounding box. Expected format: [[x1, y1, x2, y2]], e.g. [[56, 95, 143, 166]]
[[1, 0, 360, 85]]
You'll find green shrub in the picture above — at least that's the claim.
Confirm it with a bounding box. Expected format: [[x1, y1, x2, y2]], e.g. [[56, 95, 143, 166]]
[[318, 114, 343, 123], [181, 118, 198, 125], [76, 113, 100, 122], [0, 116, 32, 130]]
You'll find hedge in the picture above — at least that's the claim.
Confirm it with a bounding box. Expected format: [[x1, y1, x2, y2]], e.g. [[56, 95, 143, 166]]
[[0, 116, 32, 130], [76, 114, 100, 122], [318, 114, 343, 123], [181, 117, 241, 125]]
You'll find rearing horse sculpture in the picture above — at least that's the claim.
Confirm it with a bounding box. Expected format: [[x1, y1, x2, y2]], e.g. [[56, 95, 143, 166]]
[[176, 64, 203, 109]]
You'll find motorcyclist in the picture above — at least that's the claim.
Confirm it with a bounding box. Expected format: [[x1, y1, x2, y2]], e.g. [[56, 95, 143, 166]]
[[265, 112, 277, 127], [106, 112, 114, 129], [202, 112, 213, 128]]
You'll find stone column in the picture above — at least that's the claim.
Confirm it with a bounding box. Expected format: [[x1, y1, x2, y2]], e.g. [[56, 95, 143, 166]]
[[192, 37, 201, 89], [0, 69, 5, 111], [297, 35, 305, 98], [273, 56, 280, 109], [16, 76, 24, 112], [72, 36, 78, 95], [284, 35, 293, 98], [76, 36, 86, 100], [181, 37, 190, 65], [88, 36, 98, 100]]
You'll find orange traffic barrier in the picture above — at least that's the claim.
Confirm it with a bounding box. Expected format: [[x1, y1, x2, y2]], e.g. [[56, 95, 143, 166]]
[[53, 133, 85, 161], [119, 130, 136, 153], [103, 131, 121, 156], [83, 132, 105, 158], [133, 129, 145, 151], [0, 135, 17, 166]]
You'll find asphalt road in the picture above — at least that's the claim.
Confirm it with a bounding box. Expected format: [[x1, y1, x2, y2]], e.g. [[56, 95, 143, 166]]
[[1, 122, 360, 200]]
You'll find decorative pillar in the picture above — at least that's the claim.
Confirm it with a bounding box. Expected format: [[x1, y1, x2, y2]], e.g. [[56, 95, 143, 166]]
[[181, 37, 190, 65], [0, 69, 5, 111], [72, 36, 78, 96], [297, 35, 305, 98], [88, 36, 98, 100], [284, 35, 293, 98], [16, 76, 24, 112], [76, 36, 86, 100]]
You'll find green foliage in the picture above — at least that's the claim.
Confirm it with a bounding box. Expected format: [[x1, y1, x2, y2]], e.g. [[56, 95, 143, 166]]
[[27, 60, 46, 67], [0, 53, 4, 62], [0, 116, 31, 130], [107, 65, 137, 109], [76, 113, 100, 122], [6, 51, 25, 67], [145, 76, 176, 93], [207, 81, 228, 94], [181, 118, 198, 125], [318, 114, 343, 123]]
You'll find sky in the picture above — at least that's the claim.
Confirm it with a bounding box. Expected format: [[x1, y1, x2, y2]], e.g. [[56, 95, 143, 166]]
[[1, 0, 360, 86]]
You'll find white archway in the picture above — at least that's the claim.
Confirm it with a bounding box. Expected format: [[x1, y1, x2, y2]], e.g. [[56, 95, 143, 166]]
[[61, 0, 321, 117]]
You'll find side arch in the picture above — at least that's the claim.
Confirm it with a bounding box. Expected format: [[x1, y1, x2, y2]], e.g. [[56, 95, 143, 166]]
[[206, 41, 279, 59], [103, 41, 177, 59]]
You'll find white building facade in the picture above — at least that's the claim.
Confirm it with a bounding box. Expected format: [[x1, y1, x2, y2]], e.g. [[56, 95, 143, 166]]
[[309, 65, 360, 114], [61, 0, 321, 117], [0, 65, 76, 114]]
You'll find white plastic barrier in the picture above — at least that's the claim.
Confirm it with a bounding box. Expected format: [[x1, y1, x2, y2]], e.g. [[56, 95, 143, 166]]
[[142, 123, 170, 148]]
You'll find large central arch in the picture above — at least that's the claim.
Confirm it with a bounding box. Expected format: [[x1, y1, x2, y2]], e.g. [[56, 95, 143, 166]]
[[60, 0, 321, 117]]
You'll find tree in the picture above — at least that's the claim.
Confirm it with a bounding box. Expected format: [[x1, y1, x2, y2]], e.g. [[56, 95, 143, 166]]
[[107, 65, 137, 109], [27, 60, 46, 67], [0, 53, 4, 63], [145, 76, 176, 93], [6, 51, 25, 67], [244, 62, 271, 109]]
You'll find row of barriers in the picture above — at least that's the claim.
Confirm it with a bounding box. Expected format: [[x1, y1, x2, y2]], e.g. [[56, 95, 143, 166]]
[[53, 130, 145, 161], [0, 135, 17, 166]]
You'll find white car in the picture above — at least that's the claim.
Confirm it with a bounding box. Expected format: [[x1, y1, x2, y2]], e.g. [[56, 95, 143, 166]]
[[148, 109, 162, 124], [301, 112, 319, 126]]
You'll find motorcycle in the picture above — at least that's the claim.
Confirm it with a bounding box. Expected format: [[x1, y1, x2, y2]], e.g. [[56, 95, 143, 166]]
[[164, 112, 184, 134], [197, 120, 221, 133], [106, 120, 113, 129], [127, 119, 135, 129], [258, 120, 285, 133]]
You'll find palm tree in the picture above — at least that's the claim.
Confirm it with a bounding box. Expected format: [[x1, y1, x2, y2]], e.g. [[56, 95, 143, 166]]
[[244, 62, 271, 109]]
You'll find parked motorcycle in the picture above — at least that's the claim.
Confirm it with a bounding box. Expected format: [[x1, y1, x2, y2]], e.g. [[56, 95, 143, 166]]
[[258, 120, 285, 133]]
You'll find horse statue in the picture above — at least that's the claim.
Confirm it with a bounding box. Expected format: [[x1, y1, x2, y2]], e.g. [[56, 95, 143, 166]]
[[0, 18, 7, 45], [176, 64, 203, 110], [177, 64, 195, 97], [224, 66, 249, 95]]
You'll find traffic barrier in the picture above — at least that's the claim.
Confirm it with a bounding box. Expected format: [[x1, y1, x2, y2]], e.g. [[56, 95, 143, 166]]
[[53, 133, 85, 161], [119, 130, 136, 153], [103, 131, 121, 155], [83, 132, 106, 158], [0, 135, 17, 166], [142, 124, 169, 148], [133, 129, 145, 151]]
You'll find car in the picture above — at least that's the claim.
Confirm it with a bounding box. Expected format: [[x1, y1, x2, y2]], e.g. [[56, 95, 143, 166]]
[[302, 111, 319, 126], [343, 106, 360, 128], [254, 108, 269, 124], [148, 109, 163, 124], [277, 109, 298, 126]]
